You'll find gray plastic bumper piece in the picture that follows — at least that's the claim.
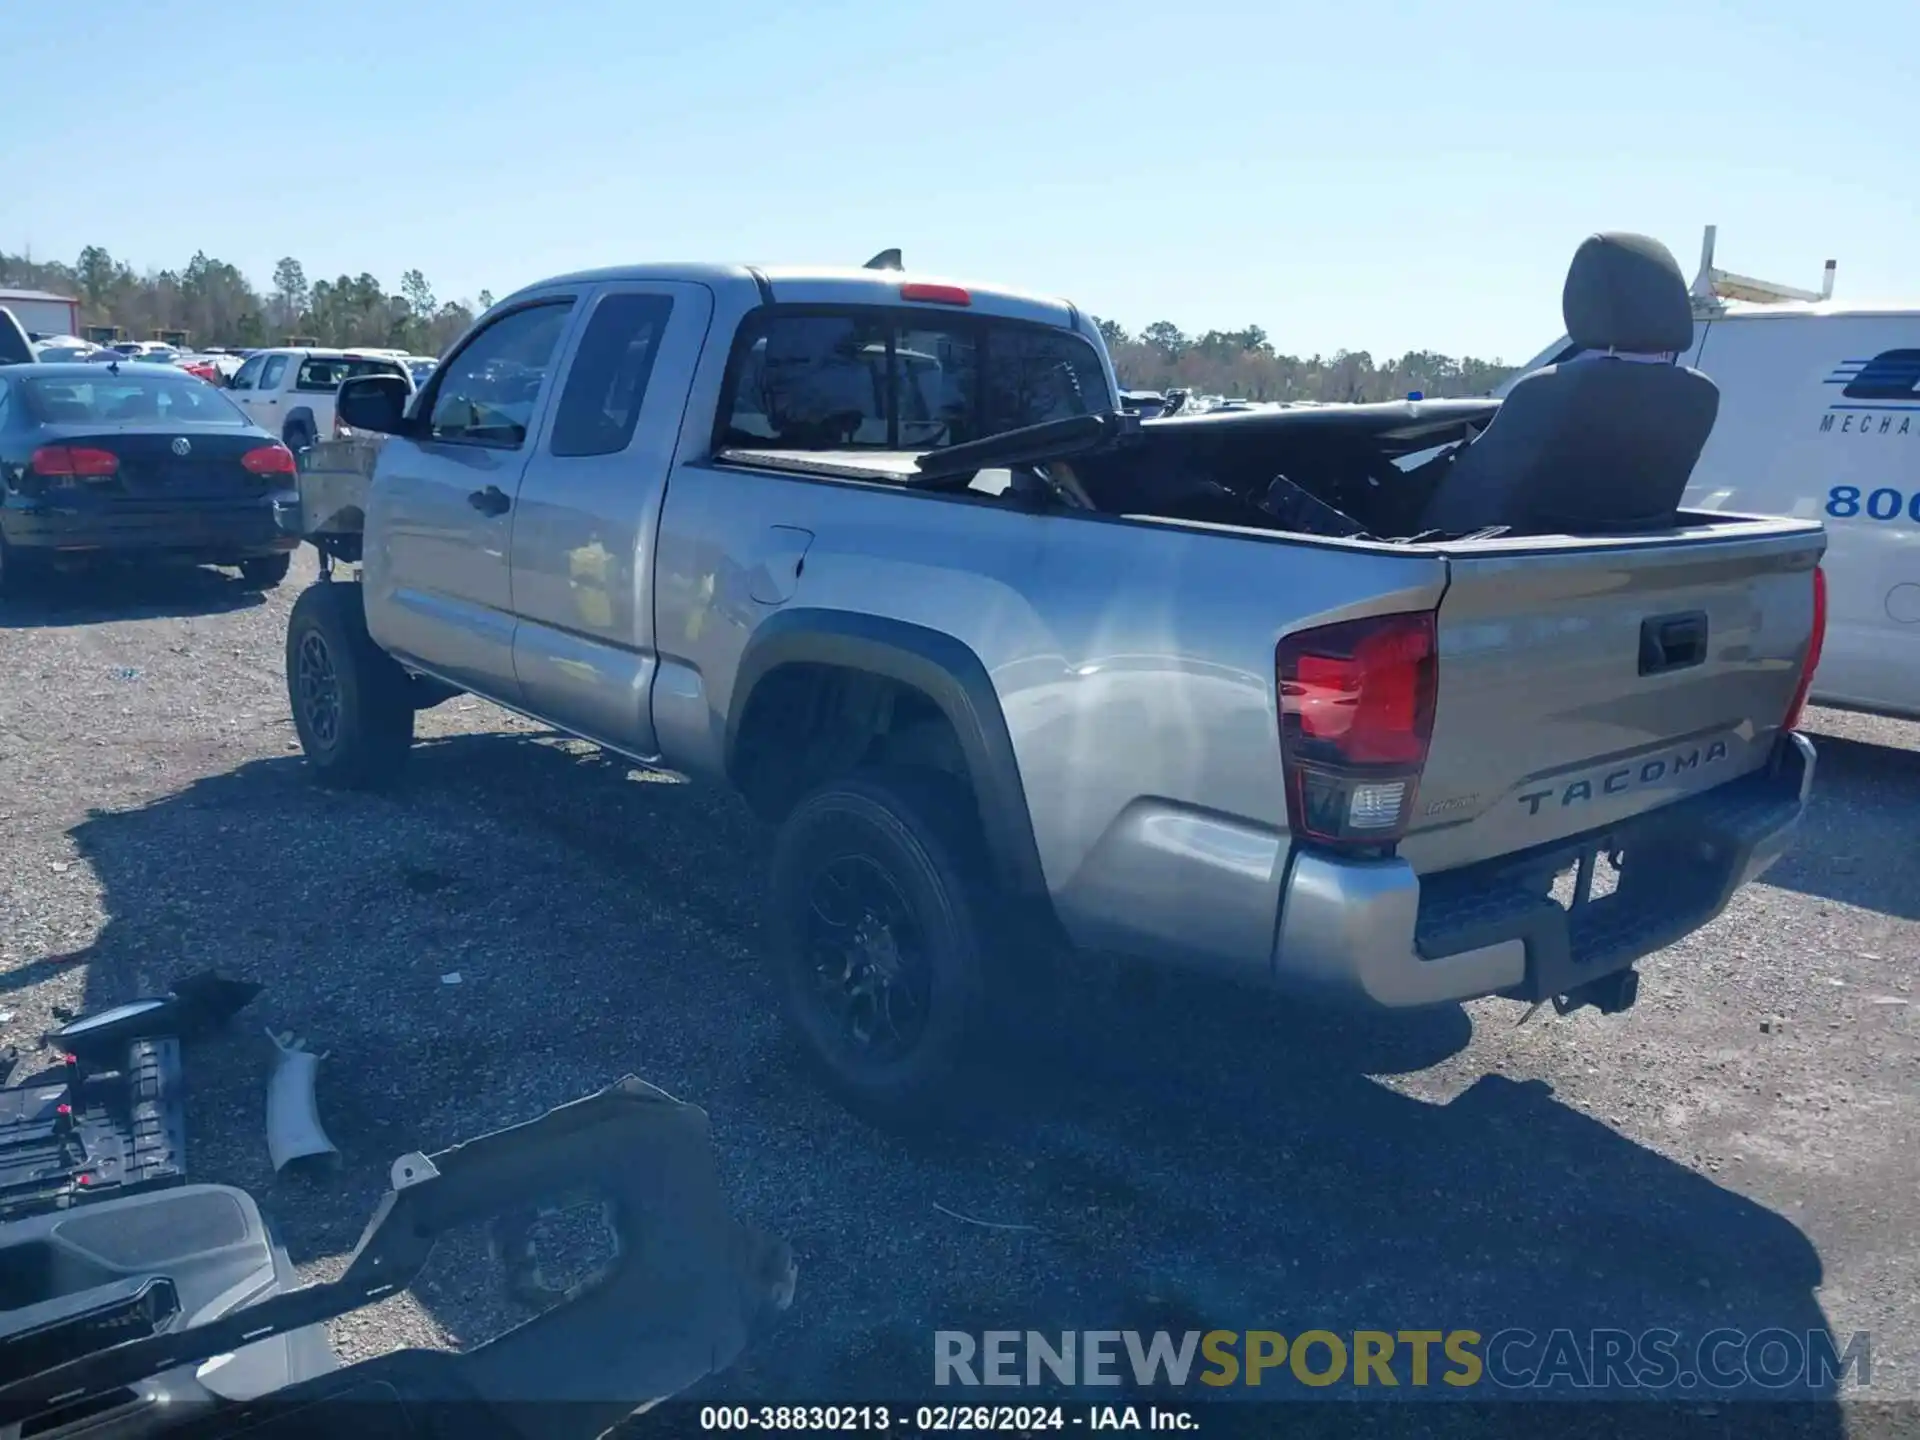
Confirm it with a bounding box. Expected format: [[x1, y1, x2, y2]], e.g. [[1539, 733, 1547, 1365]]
[[0, 1075, 796, 1440], [0, 1184, 336, 1435]]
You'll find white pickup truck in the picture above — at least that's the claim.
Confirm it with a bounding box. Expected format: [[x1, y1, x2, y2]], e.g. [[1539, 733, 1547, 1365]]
[[225, 348, 415, 454]]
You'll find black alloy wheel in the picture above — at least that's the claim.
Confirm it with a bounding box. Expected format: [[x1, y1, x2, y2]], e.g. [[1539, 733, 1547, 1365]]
[[294, 627, 341, 749], [802, 852, 933, 1065]]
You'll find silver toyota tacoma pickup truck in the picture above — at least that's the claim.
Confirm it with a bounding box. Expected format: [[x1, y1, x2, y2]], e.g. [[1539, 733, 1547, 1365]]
[[285, 236, 1827, 1124]]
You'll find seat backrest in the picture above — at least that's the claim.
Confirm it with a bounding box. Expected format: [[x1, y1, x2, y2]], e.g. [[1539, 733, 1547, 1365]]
[[1419, 232, 1719, 536], [110, 389, 159, 421]]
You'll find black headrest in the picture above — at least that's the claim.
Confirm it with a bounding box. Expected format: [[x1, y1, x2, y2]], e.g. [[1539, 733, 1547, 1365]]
[[1561, 232, 1694, 355]]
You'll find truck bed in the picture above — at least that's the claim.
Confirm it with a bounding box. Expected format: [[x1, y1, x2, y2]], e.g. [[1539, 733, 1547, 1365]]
[[294, 437, 384, 539], [716, 440, 1826, 885]]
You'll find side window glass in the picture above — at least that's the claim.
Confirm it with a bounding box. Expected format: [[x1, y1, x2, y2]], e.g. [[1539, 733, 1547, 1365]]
[[0, 382, 10, 428], [550, 293, 675, 457], [428, 302, 574, 449], [230, 355, 264, 391], [258, 355, 289, 390], [983, 326, 1108, 433]]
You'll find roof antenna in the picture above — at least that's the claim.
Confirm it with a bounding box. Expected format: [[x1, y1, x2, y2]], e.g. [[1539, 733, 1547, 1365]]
[[863, 249, 903, 271]]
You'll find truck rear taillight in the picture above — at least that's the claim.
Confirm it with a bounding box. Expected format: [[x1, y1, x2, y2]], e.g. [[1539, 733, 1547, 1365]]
[[1781, 564, 1827, 733], [1277, 611, 1438, 851]]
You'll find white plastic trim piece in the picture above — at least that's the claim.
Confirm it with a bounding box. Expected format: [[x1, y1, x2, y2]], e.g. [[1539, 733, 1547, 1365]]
[[265, 1029, 340, 1175]]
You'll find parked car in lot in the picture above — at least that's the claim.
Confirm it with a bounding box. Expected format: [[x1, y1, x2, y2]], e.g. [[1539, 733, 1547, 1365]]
[[110, 341, 181, 363], [0, 362, 302, 595], [172, 353, 227, 384], [225, 347, 414, 453], [284, 238, 1825, 1126], [29, 334, 105, 364]]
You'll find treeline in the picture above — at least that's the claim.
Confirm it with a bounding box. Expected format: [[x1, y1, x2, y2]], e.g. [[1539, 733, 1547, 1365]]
[[2, 246, 1516, 400], [0, 247, 496, 355], [1093, 319, 1516, 403]]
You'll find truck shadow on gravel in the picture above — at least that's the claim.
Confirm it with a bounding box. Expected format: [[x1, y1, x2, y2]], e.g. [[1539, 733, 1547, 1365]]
[[62, 732, 1839, 1426], [0, 562, 268, 627], [1755, 731, 1920, 921]]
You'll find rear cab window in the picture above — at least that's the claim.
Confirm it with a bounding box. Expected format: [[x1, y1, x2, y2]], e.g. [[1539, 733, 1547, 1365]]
[[719, 307, 1108, 454], [296, 356, 409, 392]]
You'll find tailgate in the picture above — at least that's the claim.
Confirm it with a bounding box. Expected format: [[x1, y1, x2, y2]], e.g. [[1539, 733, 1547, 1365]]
[[1400, 521, 1825, 875], [297, 436, 381, 536]]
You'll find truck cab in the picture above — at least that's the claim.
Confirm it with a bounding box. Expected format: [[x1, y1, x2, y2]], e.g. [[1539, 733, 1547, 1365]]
[[350, 265, 1116, 719]]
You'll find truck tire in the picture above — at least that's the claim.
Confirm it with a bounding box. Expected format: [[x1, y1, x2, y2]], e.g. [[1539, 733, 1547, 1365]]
[[285, 582, 414, 789], [767, 767, 1014, 1129], [238, 553, 293, 590]]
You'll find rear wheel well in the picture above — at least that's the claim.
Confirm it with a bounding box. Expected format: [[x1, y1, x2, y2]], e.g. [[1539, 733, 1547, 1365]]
[[731, 663, 973, 826]]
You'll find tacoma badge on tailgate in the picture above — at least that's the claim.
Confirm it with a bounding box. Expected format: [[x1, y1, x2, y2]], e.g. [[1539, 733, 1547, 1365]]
[[1517, 739, 1730, 816]]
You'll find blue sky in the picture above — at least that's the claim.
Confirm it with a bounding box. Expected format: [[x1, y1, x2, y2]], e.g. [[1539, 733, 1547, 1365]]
[[6, 0, 1913, 362]]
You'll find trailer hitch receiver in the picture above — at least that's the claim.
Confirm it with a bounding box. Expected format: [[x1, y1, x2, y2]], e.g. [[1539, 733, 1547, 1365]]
[[1553, 967, 1640, 1018]]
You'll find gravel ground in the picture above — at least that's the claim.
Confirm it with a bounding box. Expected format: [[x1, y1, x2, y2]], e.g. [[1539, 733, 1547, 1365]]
[[2, 550, 1917, 1433]]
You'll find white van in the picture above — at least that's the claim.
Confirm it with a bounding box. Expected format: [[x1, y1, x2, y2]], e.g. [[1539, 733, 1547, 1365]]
[[1509, 227, 1919, 719]]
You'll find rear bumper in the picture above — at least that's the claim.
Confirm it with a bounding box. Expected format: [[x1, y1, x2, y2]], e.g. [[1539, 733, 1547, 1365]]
[[2, 490, 302, 559], [1272, 731, 1816, 1008]]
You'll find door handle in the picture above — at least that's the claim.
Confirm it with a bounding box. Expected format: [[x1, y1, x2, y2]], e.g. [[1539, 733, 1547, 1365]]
[[1639, 611, 1708, 675], [468, 485, 512, 517]]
